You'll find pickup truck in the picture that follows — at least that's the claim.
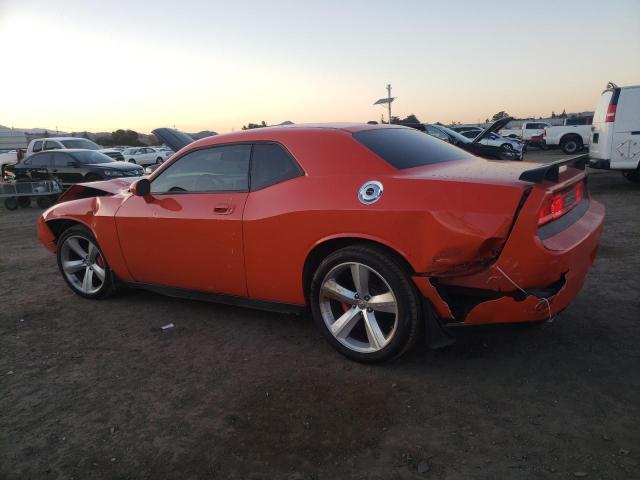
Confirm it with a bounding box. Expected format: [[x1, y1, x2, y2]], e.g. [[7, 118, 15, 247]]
[[543, 117, 592, 154], [500, 121, 551, 143]]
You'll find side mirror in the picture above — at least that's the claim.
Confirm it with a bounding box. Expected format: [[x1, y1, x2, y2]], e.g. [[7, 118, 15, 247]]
[[131, 178, 151, 196]]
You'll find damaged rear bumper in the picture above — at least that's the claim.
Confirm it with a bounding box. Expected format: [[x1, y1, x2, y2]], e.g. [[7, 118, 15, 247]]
[[412, 197, 605, 325]]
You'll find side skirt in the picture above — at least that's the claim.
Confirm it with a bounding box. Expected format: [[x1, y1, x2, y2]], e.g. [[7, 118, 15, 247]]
[[124, 282, 306, 315]]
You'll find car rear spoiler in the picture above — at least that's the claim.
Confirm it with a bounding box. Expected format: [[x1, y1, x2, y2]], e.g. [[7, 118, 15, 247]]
[[518, 154, 588, 184]]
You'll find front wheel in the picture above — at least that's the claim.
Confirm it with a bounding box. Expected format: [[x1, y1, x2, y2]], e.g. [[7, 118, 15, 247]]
[[622, 168, 640, 183], [56, 226, 116, 299], [128, 159, 136, 164], [156, 157, 163, 164], [309, 245, 421, 362]]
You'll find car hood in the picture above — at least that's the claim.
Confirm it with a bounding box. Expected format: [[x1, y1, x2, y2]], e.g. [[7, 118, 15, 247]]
[[89, 161, 142, 171], [152, 128, 195, 152], [470, 117, 514, 145]]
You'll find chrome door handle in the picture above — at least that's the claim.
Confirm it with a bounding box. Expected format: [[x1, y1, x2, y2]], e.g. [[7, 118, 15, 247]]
[[213, 204, 234, 215]]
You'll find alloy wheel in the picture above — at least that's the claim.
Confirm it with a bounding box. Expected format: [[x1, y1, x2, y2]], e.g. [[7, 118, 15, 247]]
[[60, 235, 106, 295], [319, 262, 398, 353]]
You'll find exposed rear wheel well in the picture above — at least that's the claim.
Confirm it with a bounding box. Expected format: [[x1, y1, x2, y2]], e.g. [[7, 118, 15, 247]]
[[46, 219, 86, 242], [302, 237, 415, 303], [560, 133, 583, 145]]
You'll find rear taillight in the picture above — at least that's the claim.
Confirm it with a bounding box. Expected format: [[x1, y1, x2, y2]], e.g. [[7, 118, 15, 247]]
[[605, 104, 617, 122], [537, 180, 586, 226]]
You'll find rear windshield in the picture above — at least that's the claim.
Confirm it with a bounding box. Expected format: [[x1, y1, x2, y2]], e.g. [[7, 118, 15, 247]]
[[353, 128, 472, 169], [72, 151, 115, 164], [60, 139, 100, 150], [593, 90, 614, 123]]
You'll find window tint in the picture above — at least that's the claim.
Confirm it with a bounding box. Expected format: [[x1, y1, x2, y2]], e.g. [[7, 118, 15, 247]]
[[250, 143, 303, 191], [32, 141, 43, 152], [28, 153, 52, 167], [425, 125, 449, 141], [72, 151, 115, 164], [151, 144, 251, 193], [355, 128, 472, 169], [52, 152, 72, 167]]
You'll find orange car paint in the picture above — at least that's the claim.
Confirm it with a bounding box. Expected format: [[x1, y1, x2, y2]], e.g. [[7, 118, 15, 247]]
[[37, 124, 605, 325]]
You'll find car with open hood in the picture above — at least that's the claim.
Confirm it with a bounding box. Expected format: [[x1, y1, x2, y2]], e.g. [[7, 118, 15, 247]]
[[37, 124, 603, 362], [424, 117, 525, 160]]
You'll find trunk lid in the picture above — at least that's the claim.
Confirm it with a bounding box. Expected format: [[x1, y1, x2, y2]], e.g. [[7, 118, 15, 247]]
[[470, 117, 513, 145]]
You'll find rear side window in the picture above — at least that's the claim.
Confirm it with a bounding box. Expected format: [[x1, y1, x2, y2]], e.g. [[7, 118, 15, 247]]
[[250, 143, 303, 191], [44, 140, 61, 150], [32, 141, 43, 152], [354, 128, 471, 169], [28, 153, 52, 167]]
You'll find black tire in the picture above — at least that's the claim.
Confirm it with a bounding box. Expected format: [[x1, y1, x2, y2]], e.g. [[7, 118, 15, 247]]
[[4, 197, 18, 210], [36, 196, 52, 208], [156, 157, 163, 164], [128, 159, 136, 164], [85, 173, 102, 182], [622, 168, 640, 183], [56, 225, 116, 299], [18, 197, 31, 208], [309, 245, 422, 362], [560, 136, 583, 155]]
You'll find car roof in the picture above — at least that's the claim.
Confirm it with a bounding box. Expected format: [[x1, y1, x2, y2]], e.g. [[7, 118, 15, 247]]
[[32, 148, 103, 154], [31, 137, 93, 142]]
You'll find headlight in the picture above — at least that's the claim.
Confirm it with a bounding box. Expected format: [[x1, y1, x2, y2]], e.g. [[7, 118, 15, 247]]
[[103, 170, 123, 177], [144, 166, 153, 174]]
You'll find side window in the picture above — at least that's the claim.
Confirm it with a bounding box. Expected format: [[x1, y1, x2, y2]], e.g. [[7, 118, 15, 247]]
[[29, 153, 52, 167], [32, 141, 43, 152], [426, 126, 449, 141], [151, 144, 251, 193], [44, 140, 61, 150], [52, 152, 71, 167], [250, 143, 303, 191]]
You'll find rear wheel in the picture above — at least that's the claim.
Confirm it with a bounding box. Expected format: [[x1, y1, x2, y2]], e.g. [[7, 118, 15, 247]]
[[85, 173, 102, 182], [18, 197, 31, 208], [56, 226, 116, 299], [309, 245, 421, 362], [128, 159, 136, 164], [156, 157, 163, 164], [560, 135, 583, 154], [622, 167, 640, 183]]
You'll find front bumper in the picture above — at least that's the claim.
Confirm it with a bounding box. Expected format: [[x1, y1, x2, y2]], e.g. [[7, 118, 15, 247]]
[[413, 196, 605, 325]]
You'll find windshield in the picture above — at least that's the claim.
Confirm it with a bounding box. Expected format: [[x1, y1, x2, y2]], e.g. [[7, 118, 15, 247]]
[[72, 151, 115, 164], [435, 125, 471, 144], [60, 139, 100, 150], [123, 148, 138, 154]]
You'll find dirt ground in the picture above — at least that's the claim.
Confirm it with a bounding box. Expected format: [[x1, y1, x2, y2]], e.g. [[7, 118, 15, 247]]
[[1, 150, 639, 479]]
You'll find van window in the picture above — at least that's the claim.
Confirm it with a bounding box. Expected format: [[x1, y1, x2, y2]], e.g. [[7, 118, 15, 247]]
[[32, 141, 43, 152], [593, 91, 614, 123], [44, 140, 62, 151]]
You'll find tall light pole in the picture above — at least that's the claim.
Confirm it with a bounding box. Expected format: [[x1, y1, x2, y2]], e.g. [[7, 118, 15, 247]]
[[373, 84, 396, 124]]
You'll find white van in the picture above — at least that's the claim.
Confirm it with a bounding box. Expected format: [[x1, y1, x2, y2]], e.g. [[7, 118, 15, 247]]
[[589, 83, 640, 182]]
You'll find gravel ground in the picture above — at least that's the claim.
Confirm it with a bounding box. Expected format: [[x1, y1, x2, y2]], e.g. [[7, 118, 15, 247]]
[[1, 151, 639, 479]]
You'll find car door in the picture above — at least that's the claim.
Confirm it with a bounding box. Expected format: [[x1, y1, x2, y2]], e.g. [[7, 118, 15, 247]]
[[51, 152, 82, 184], [115, 143, 251, 296]]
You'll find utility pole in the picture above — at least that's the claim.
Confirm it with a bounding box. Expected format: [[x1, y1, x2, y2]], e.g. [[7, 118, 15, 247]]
[[386, 84, 392, 124], [373, 85, 396, 124]]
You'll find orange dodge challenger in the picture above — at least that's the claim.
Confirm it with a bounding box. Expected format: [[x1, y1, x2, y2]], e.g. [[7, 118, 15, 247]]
[[37, 124, 604, 362]]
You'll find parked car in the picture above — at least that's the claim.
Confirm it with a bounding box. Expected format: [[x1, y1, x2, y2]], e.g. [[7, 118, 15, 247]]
[[424, 118, 525, 160], [501, 121, 551, 141], [26, 137, 125, 161], [543, 117, 593, 154], [589, 82, 640, 182], [122, 147, 165, 166], [36, 124, 603, 362], [451, 126, 483, 136], [153, 146, 174, 161], [5, 149, 144, 185]]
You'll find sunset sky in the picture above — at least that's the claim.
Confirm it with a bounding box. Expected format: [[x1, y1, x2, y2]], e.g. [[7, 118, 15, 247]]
[[1, 0, 639, 134]]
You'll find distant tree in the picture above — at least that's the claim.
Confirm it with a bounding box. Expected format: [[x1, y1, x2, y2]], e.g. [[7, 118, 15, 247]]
[[43, 130, 49, 138], [82, 131, 90, 139], [95, 136, 113, 146], [491, 111, 510, 121], [242, 120, 267, 130], [391, 114, 421, 127], [560, 109, 567, 118], [484, 118, 490, 124], [111, 129, 143, 146], [551, 111, 556, 119], [146, 134, 161, 146], [435, 121, 444, 126], [367, 121, 378, 125]]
